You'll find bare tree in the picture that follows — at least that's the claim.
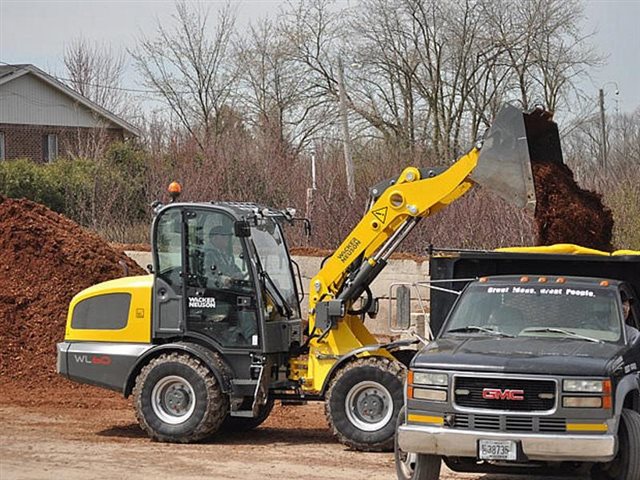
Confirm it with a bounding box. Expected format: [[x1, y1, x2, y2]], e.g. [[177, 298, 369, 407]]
[[482, 0, 601, 113], [349, 0, 423, 149], [64, 37, 128, 116], [237, 17, 333, 155], [131, 1, 238, 151], [64, 38, 132, 159]]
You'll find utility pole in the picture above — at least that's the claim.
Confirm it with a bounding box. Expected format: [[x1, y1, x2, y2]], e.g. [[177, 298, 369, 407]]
[[337, 57, 356, 200], [599, 88, 607, 169], [306, 152, 317, 219]]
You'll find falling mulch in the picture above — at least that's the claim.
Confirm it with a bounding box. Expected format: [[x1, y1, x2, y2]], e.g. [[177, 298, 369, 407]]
[[0, 196, 145, 389], [531, 160, 613, 251]]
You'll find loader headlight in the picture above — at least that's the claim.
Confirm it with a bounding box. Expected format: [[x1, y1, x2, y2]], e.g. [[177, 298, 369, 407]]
[[412, 371, 448, 387]]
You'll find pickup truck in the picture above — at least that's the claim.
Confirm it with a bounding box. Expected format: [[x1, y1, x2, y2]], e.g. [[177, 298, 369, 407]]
[[395, 247, 640, 480]]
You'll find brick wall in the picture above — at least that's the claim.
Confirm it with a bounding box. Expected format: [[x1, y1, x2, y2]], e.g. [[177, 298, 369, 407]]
[[0, 123, 126, 162]]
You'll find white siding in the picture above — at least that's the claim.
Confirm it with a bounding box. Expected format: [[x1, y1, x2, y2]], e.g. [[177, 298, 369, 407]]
[[0, 73, 118, 128]]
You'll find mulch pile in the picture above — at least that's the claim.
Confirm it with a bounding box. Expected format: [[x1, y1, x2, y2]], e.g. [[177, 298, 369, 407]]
[[0, 196, 145, 388], [532, 160, 613, 250]]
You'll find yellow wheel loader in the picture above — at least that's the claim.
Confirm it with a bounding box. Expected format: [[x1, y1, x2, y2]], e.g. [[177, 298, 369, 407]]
[[57, 104, 559, 450]]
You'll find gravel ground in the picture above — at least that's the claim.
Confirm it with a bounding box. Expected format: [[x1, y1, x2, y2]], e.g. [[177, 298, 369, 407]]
[[0, 383, 583, 480]]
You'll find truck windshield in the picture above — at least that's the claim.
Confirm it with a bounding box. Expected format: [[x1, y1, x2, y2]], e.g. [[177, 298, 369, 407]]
[[251, 222, 300, 318], [442, 284, 622, 342]]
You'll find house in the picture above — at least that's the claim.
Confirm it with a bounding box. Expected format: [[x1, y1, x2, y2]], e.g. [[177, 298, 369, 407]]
[[0, 64, 138, 162]]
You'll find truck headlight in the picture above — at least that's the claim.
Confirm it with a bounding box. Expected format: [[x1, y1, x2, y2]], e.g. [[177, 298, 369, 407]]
[[412, 371, 448, 387], [563, 396, 603, 408], [563, 379, 604, 393], [413, 388, 448, 402], [562, 379, 612, 409]]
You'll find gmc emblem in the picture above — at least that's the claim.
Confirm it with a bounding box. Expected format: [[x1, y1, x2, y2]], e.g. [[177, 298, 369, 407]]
[[482, 388, 525, 401]]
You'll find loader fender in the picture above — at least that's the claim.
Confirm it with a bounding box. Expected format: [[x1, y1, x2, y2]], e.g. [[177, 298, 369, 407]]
[[124, 341, 233, 397], [319, 339, 414, 395]]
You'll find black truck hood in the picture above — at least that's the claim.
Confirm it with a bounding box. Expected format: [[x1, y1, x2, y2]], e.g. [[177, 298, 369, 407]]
[[412, 336, 624, 376]]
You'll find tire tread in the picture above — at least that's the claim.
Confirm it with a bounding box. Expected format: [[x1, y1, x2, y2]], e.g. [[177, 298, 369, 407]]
[[132, 352, 228, 443], [325, 356, 403, 452]]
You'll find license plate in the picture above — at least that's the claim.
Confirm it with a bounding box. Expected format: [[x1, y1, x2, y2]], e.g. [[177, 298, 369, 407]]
[[478, 439, 517, 461]]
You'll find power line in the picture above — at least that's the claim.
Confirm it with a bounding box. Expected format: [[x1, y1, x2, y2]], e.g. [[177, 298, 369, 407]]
[[0, 60, 187, 95], [55, 76, 160, 94]]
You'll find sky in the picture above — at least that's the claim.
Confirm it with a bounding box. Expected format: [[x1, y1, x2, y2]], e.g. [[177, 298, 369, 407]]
[[1, 0, 639, 115]]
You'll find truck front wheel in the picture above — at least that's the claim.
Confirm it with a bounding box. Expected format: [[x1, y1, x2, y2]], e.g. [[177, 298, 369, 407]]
[[592, 408, 640, 480], [394, 406, 442, 480], [133, 352, 229, 442], [325, 356, 404, 451]]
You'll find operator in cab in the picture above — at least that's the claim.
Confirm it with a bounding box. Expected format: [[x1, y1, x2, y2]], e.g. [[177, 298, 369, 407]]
[[206, 224, 247, 288], [622, 296, 640, 343]]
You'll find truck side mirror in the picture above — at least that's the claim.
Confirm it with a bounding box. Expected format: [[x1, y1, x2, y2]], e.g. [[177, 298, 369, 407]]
[[397, 285, 412, 330], [234, 220, 251, 237]]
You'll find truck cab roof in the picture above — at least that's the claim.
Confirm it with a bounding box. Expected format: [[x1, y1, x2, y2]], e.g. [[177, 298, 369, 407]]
[[477, 275, 624, 288]]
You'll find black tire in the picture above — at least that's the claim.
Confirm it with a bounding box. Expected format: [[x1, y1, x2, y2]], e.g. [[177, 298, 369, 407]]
[[221, 398, 275, 433], [325, 356, 404, 452], [592, 409, 640, 480], [133, 352, 229, 443], [395, 406, 442, 480]]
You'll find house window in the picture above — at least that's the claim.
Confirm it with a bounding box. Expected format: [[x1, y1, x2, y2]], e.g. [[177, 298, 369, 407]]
[[43, 134, 58, 162], [0, 132, 5, 160]]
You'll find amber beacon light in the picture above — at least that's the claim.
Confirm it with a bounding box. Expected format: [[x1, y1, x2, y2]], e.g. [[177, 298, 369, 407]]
[[168, 181, 182, 202]]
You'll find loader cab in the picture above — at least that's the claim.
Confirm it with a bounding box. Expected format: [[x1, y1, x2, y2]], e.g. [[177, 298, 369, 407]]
[[151, 202, 303, 356]]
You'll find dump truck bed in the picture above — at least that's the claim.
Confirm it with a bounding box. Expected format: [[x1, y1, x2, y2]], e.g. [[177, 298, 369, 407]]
[[429, 248, 640, 335]]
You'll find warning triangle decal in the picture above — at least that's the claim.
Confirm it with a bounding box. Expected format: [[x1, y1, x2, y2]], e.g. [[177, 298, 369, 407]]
[[372, 207, 388, 224]]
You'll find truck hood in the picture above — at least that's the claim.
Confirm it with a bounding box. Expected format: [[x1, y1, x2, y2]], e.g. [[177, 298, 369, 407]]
[[412, 336, 624, 376]]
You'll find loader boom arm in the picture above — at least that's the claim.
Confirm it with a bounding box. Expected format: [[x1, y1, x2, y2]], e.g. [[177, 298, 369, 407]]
[[307, 149, 478, 333], [295, 104, 548, 394]]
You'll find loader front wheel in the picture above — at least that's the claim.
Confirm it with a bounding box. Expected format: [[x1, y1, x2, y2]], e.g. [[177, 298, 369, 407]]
[[325, 357, 404, 451], [133, 352, 228, 443]]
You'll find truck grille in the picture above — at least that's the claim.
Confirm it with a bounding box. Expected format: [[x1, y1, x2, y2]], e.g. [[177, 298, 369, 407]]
[[454, 376, 556, 412], [450, 413, 566, 433]]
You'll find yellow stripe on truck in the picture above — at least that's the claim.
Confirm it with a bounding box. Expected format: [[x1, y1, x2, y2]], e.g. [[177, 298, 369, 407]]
[[407, 413, 444, 425], [566, 423, 608, 432]]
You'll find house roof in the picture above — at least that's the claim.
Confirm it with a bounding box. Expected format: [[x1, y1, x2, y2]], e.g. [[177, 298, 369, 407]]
[[0, 64, 139, 136]]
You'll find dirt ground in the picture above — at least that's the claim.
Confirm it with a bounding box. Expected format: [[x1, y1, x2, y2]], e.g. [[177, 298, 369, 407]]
[[0, 382, 580, 480]]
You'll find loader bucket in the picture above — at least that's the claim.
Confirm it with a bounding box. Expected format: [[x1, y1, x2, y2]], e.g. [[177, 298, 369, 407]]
[[468, 104, 562, 213]]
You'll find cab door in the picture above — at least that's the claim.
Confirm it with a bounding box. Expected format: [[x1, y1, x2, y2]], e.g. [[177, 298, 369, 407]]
[[183, 208, 261, 350], [153, 207, 185, 336]]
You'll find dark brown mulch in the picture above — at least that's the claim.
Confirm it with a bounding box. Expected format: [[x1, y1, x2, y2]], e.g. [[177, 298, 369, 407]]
[[0, 196, 145, 388], [532, 160, 613, 250]]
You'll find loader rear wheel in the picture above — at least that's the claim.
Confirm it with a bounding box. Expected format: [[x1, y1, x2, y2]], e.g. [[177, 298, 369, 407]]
[[221, 398, 275, 433], [325, 357, 404, 452], [133, 352, 228, 443]]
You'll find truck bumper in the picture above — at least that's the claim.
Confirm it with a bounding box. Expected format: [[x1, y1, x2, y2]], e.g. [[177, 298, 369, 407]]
[[397, 424, 617, 462]]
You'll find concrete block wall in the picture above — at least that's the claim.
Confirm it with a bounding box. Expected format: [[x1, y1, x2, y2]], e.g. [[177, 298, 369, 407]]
[[125, 251, 430, 337], [292, 256, 430, 336]]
